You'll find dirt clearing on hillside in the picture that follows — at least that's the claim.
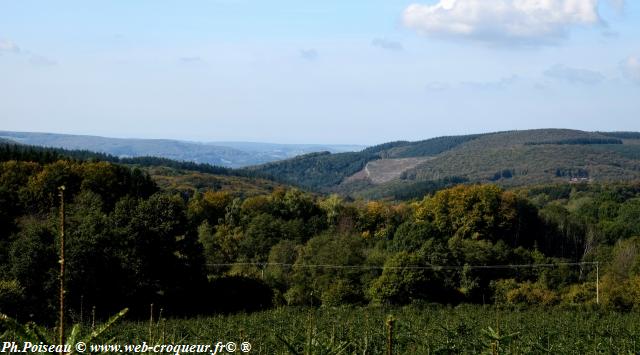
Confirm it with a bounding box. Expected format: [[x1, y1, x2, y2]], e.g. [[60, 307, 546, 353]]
[[345, 157, 433, 184]]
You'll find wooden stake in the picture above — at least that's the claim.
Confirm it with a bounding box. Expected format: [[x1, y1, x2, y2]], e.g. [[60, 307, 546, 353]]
[[58, 186, 66, 353], [596, 262, 600, 305], [386, 316, 395, 355]]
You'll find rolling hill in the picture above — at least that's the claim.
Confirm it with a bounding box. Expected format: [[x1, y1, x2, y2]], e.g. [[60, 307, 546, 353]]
[[0, 140, 288, 197], [0, 131, 363, 168], [5, 129, 640, 200], [248, 129, 640, 199], [144, 165, 285, 197]]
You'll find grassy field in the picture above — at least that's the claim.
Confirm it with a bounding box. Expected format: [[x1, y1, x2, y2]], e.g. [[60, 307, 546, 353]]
[[92, 305, 640, 354]]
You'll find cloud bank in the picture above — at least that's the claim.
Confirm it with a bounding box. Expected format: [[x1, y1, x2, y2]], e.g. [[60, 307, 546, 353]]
[[0, 39, 20, 54], [544, 64, 604, 85], [0, 38, 55, 66], [300, 49, 319, 61], [372, 38, 403, 51], [461, 75, 519, 90], [403, 0, 607, 45]]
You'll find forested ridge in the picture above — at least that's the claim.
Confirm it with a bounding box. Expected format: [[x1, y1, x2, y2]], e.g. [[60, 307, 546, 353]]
[[248, 134, 484, 190], [249, 129, 640, 197], [0, 142, 270, 179], [2, 146, 640, 325]]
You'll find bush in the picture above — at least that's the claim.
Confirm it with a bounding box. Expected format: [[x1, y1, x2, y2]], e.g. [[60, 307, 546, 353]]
[[491, 279, 519, 305], [601, 274, 640, 311], [561, 283, 596, 305], [493, 279, 558, 306], [321, 279, 362, 307], [0, 279, 23, 313], [505, 281, 558, 306]]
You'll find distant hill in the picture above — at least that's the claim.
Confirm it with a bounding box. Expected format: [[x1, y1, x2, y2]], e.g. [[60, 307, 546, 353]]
[[247, 129, 640, 199], [0, 140, 288, 197], [6, 129, 640, 201], [0, 131, 364, 168], [249, 134, 483, 189]]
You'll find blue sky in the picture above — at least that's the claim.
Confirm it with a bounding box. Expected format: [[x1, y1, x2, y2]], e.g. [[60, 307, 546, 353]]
[[1, 0, 639, 145]]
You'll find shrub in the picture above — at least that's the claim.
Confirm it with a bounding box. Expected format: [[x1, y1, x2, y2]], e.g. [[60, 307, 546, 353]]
[[0, 279, 23, 313]]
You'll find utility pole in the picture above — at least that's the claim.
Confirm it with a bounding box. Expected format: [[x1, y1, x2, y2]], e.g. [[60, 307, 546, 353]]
[[58, 186, 66, 351], [596, 262, 599, 305]]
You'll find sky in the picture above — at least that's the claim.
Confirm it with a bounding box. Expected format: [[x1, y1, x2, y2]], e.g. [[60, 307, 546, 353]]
[[1, 0, 639, 145]]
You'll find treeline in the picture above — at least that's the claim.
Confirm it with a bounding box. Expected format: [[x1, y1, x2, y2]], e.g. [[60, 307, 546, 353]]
[[3, 155, 640, 324], [387, 134, 483, 158], [0, 143, 267, 179], [249, 151, 379, 189], [525, 138, 623, 146], [599, 132, 640, 140], [250, 135, 484, 191], [355, 176, 469, 201]]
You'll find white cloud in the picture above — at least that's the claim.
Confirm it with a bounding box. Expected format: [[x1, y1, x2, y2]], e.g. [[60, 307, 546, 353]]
[[372, 38, 403, 51], [426, 82, 450, 91], [0, 38, 56, 66], [461, 75, 519, 90], [544, 64, 604, 85], [622, 56, 640, 84], [180, 56, 203, 63], [0, 39, 20, 54], [29, 54, 56, 66], [300, 49, 318, 61], [403, 0, 606, 45], [427, 75, 518, 92]]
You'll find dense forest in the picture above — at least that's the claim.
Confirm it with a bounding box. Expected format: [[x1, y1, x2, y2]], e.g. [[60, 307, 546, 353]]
[[2, 148, 640, 326], [0, 142, 263, 178]]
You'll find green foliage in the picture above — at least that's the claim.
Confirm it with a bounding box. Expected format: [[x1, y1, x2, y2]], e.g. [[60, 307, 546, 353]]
[[265, 240, 299, 293], [250, 151, 378, 190], [248, 129, 640, 199], [351, 176, 469, 201], [251, 133, 484, 191], [387, 134, 484, 158], [188, 190, 233, 225], [110, 193, 207, 314], [492, 279, 561, 307], [369, 245, 459, 305], [390, 221, 437, 253], [415, 185, 540, 247], [0, 279, 23, 313], [0, 308, 128, 354], [40, 306, 640, 354], [561, 283, 596, 305], [9, 220, 58, 321], [286, 234, 367, 306], [3, 145, 640, 322], [598, 131, 640, 139], [525, 138, 623, 145], [410, 131, 640, 189], [505, 281, 559, 306], [0, 141, 269, 179]]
